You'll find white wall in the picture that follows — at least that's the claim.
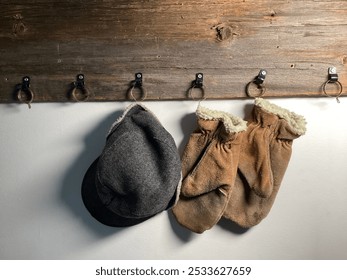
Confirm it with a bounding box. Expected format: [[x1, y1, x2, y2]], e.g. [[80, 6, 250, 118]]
[[1, 98, 347, 260]]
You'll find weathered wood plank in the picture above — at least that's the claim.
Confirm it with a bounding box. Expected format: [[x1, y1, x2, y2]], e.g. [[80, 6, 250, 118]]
[[0, 0, 346, 103]]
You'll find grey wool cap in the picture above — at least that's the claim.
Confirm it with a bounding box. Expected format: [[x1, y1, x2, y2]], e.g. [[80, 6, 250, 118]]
[[81, 104, 182, 227]]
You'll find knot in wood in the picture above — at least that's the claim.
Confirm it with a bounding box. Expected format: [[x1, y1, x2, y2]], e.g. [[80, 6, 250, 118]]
[[12, 13, 28, 36], [213, 23, 238, 42]]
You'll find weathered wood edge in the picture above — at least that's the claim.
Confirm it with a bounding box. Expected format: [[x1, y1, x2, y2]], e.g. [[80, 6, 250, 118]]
[[1, 0, 346, 103]]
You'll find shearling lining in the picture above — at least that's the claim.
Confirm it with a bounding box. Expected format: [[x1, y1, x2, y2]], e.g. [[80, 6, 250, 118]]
[[196, 105, 247, 134], [255, 98, 307, 135]]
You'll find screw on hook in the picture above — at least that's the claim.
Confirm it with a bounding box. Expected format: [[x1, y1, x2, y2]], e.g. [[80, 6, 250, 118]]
[[254, 69, 267, 85], [328, 67, 338, 82], [134, 73, 143, 87], [192, 73, 204, 88], [74, 74, 85, 89]]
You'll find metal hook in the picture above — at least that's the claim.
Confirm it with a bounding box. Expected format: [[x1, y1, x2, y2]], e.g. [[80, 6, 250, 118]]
[[71, 74, 90, 102], [127, 73, 147, 101], [246, 69, 267, 98], [188, 73, 205, 100], [323, 67, 343, 103], [16, 76, 34, 109], [134, 72, 143, 87]]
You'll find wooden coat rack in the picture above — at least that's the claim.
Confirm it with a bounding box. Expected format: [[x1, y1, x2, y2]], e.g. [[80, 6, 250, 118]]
[[0, 0, 346, 104]]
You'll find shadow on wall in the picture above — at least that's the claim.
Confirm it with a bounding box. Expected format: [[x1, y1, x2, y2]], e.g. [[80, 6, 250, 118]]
[[177, 112, 196, 155], [218, 218, 250, 234], [60, 109, 124, 237]]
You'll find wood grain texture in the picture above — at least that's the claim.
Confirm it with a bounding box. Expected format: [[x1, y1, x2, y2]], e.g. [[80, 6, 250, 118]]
[[0, 0, 346, 103]]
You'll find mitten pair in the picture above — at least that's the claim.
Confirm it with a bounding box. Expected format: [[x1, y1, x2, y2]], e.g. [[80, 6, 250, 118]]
[[173, 98, 306, 233]]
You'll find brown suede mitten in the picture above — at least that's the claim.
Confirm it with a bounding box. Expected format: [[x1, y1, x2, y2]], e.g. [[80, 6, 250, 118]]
[[223, 98, 307, 228], [172, 105, 247, 233]]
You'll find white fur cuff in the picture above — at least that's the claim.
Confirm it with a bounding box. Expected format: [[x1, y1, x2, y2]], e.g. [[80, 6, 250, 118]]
[[196, 105, 248, 134], [255, 98, 307, 135]]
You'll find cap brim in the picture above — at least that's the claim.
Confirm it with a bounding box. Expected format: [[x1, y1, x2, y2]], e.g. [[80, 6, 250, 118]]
[[81, 159, 153, 227]]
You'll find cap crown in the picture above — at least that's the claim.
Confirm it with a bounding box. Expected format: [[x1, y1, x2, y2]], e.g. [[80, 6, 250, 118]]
[[96, 105, 181, 218]]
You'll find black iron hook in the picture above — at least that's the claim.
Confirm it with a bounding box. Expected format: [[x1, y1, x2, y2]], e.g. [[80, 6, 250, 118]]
[[127, 73, 147, 101], [188, 73, 205, 100], [192, 73, 204, 88], [16, 76, 34, 109], [246, 69, 267, 98], [323, 67, 343, 103], [71, 74, 90, 102]]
